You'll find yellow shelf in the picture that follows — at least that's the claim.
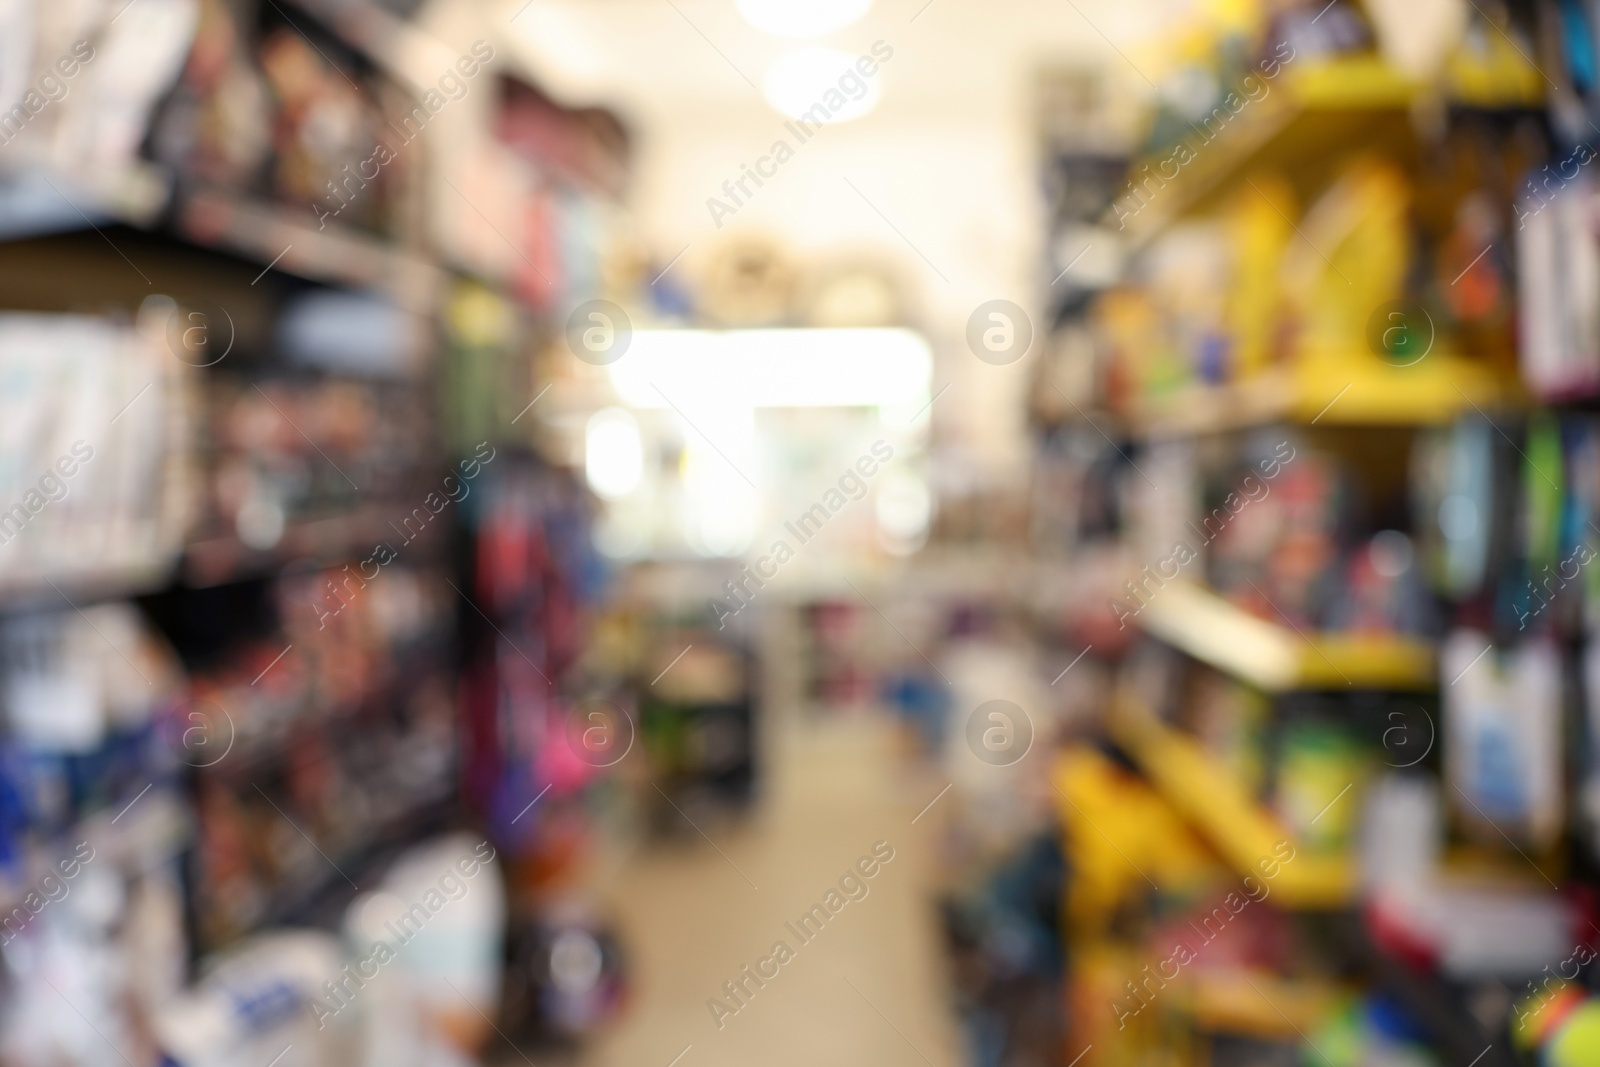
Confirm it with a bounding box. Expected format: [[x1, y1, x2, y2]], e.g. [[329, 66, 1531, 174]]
[[1288, 349, 1507, 425], [1109, 703, 1355, 908], [1288, 54, 1420, 109], [1053, 748, 1225, 931], [1119, 60, 1412, 247], [1136, 580, 1436, 691], [1119, 54, 1541, 248], [1178, 969, 1346, 1038], [1129, 351, 1508, 437]]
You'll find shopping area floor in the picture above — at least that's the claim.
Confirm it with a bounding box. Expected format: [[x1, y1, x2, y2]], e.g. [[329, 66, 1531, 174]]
[[567, 714, 959, 1067]]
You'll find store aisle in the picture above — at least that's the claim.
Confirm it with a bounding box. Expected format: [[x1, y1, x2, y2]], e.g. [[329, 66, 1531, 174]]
[[580, 715, 958, 1067]]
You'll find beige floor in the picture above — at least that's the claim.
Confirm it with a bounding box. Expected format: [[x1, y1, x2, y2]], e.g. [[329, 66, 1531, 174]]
[[579, 714, 960, 1067]]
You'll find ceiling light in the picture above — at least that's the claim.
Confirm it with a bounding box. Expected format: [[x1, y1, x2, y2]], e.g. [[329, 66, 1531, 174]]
[[763, 47, 881, 124], [736, 0, 873, 38]]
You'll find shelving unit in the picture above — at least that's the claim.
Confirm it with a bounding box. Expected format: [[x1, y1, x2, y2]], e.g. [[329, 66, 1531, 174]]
[[1128, 351, 1512, 438], [178, 190, 442, 305], [0, 0, 576, 1054], [1118, 53, 1542, 250], [183, 501, 445, 587], [1177, 969, 1345, 1038], [1135, 580, 1436, 691], [1033, 4, 1578, 1062], [1105, 701, 1355, 907], [280, 0, 462, 93]]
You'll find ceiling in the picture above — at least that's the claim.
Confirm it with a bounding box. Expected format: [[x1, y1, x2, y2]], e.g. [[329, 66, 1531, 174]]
[[493, 0, 1196, 122]]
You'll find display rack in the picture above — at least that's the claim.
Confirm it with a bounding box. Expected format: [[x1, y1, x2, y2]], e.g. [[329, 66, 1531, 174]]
[[1117, 52, 1541, 250], [1135, 580, 1435, 691], [1034, 4, 1587, 1064], [1128, 352, 1511, 437], [0, 2, 485, 1057], [178, 190, 441, 303], [1104, 699, 1355, 907]]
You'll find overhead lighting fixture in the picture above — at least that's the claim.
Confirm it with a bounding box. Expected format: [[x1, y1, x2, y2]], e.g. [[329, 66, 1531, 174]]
[[736, 0, 873, 38], [763, 47, 881, 124]]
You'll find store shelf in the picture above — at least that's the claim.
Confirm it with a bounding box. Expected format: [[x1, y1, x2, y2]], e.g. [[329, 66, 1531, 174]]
[[177, 190, 442, 307], [284, 0, 461, 97], [184, 503, 444, 587], [0, 563, 177, 610], [0, 164, 171, 242], [1118, 61, 1407, 248], [1129, 353, 1508, 438], [1287, 54, 1420, 108], [1136, 580, 1435, 691], [1177, 969, 1344, 1038], [0, 170, 442, 306], [1118, 54, 1541, 249], [207, 792, 458, 951], [1054, 746, 1225, 919], [1109, 701, 1355, 908]]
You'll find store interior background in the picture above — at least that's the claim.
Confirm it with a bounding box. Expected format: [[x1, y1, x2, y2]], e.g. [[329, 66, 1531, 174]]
[[4, 0, 1599, 1065]]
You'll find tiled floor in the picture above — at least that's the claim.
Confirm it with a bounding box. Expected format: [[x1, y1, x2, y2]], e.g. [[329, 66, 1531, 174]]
[[577, 714, 959, 1067]]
